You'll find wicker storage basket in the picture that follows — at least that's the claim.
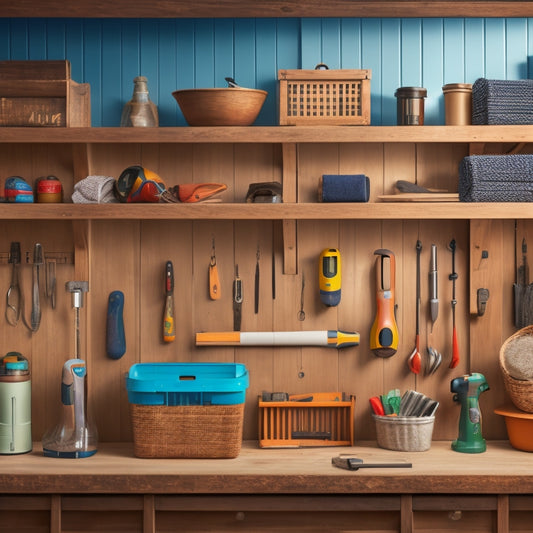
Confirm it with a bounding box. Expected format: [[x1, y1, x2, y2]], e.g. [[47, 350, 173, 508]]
[[278, 67, 371, 125], [373, 415, 434, 452], [499, 326, 533, 413], [125, 362, 249, 458], [131, 403, 244, 458]]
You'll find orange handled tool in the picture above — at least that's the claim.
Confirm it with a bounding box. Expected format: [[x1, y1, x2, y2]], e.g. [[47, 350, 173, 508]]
[[370, 249, 399, 357], [163, 261, 175, 342]]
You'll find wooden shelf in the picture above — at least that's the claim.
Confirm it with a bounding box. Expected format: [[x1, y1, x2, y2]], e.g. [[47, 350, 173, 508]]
[[2, 125, 533, 144], [1, 1, 532, 19], [0, 201, 531, 221], [2, 440, 533, 494]]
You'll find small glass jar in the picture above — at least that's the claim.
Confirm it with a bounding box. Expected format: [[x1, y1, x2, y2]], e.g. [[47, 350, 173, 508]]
[[120, 76, 159, 127]]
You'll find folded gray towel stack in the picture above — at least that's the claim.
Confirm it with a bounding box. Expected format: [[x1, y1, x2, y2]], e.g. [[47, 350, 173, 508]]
[[459, 154, 533, 202], [472, 78, 533, 125]]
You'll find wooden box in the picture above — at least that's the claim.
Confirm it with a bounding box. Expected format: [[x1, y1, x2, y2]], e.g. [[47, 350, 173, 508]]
[[278, 68, 371, 125], [0, 60, 90, 127], [258, 395, 355, 448]]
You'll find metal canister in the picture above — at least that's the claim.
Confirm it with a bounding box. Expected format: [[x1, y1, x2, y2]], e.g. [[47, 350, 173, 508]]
[[0, 352, 32, 454], [395, 87, 427, 125], [35, 175, 63, 203], [442, 83, 472, 125]]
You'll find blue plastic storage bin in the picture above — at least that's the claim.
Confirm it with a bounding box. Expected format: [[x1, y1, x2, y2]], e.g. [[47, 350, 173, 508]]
[[125, 362, 249, 406]]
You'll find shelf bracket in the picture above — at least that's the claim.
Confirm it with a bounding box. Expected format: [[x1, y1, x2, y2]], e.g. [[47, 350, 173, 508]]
[[72, 142, 92, 182], [282, 142, 297, 275], [469, 142, 485, 156]]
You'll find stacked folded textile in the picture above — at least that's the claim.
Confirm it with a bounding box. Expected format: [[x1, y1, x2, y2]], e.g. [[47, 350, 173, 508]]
[[472, 78, 533, 125], [459, 154, 533, 202]]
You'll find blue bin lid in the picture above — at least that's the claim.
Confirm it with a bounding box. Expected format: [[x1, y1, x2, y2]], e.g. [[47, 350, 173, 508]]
[[125, 362, 249, 393]]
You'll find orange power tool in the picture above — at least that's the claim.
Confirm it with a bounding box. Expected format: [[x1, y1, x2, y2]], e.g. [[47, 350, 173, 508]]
[[370, 249, 399, 357]]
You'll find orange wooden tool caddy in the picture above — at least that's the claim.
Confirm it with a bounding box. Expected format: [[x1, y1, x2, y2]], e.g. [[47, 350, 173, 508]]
[[258, 394, 355, 448]]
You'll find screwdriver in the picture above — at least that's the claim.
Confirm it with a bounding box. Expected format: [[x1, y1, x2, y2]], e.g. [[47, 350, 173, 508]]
[[163, 261, 175, 342]]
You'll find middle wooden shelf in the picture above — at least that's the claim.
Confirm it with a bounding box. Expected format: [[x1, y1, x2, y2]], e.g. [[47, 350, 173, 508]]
[[0, 201, 530, 220]]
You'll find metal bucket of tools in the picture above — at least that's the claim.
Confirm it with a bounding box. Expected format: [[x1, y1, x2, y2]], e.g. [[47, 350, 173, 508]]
[[373, 414, 435, 452]]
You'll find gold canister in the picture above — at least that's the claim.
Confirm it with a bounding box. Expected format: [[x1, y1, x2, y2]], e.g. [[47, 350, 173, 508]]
[[443, 83, 472, 125]]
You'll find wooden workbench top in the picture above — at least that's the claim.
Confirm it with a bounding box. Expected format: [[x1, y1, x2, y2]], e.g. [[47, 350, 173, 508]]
[[2, 440, 533, 495]]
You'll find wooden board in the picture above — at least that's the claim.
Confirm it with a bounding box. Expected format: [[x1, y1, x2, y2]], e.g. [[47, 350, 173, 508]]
[[379, 193, 459, 202]]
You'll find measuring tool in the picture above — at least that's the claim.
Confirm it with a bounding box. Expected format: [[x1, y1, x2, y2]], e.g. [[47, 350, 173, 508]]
[[163, 261, 175, 342], [370, 249, 399, 357], [319, 248, 341, 306]]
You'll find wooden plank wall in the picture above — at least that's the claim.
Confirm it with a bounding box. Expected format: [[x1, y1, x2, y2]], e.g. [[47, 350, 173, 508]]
[[1, 140, 527, 444], [2, 17, 533, 128]]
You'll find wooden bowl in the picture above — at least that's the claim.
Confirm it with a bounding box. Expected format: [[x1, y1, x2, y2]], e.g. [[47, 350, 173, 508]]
[[172, 88, 267, 126]]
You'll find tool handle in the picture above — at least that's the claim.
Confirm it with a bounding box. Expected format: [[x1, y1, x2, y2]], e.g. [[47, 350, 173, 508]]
[[163, 295, 176, 342], [106, 291, 126, 359], [209, 263, 221, 300], [429, 244, 439, 323], [449, 326, 459, 369], [31, 266, 41, 332], [163, 262, 175, 342], [349, 461, 413, 470]]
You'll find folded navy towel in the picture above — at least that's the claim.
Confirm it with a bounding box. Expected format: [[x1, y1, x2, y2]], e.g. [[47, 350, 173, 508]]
[[459, 154, 533, 202], [319, 174, 370, 202]]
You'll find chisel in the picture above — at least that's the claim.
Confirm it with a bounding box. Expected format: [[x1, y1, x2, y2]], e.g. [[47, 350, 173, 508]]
[[196, 329, 360, 348], [163, 261, 175, 342]]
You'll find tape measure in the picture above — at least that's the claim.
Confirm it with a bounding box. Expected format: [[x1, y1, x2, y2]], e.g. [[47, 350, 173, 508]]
[[319, 248, 341, 307]]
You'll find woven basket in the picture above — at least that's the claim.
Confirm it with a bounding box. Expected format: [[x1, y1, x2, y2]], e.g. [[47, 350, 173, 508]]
[[499, 326, 533, 413], [130, 403, 244, 458], [373, 415, 434, 452]]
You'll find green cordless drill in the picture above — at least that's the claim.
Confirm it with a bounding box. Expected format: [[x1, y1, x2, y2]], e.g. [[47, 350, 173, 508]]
[[450, 373, 489, 453]]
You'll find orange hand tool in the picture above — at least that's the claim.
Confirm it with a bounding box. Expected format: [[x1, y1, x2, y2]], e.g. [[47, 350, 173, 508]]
[[370, 249, 399, 357]]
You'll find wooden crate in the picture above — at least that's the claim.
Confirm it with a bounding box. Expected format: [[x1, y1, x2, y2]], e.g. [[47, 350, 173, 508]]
[[258, 395, 355, 447], [0, 60, 90, 127], [278, 68, 371, 125]]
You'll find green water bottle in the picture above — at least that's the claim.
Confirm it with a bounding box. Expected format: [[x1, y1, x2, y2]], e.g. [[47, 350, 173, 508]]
[[0, 352, 32, 455]]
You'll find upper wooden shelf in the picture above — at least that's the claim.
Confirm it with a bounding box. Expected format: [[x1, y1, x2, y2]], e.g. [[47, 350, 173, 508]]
[[2, 125, 533, 144], [1, 1, 532, 18]]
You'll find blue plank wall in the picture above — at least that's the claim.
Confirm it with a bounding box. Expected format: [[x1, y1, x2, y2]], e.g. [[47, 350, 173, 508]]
[[1, 17, 532, 126]]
